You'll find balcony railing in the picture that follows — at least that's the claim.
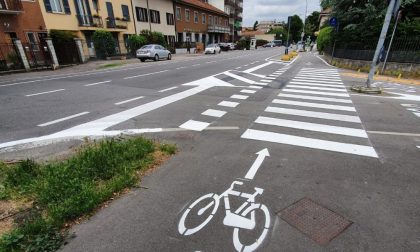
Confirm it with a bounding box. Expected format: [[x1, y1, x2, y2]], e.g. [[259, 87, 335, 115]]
[[76, 14, 104, 28], [0, 0, 23, 14], [106, 18, 128, 29], [208, 25, 230, 34]]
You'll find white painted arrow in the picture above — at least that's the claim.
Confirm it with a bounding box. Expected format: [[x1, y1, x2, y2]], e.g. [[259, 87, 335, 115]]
[[244, 148, 270, 180]]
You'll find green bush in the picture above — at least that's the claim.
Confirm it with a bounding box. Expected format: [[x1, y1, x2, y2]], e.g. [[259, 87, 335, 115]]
[[49, 30, 76, 44], [127, 34, 147, 55], [92, 30, 116, 58], [317, 26, 334, 52], [236, 37, 251, 50], [140, 30, 167, 48], [256, 39, 268, 47]]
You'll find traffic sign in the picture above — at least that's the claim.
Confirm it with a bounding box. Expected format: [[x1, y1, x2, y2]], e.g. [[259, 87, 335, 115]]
[[329, 17, 338, 27]]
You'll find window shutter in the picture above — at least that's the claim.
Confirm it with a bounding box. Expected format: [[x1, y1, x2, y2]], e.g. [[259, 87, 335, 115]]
[[62, 0, 71, 14], [43, 0, 52, 12], [122, 5, 130, 21], [135, 7, 140, 21], [84, 0, 92, 16]]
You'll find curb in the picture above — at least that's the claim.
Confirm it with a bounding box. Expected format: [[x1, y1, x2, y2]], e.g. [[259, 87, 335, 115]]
[[350, 86, 382, 94]]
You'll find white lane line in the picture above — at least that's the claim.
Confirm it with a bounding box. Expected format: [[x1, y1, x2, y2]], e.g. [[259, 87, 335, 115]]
[[261, 80, 272, 83], [231, 94, 249, 100], [192, 64, 201, 67], [176, 67, 186, 70], [255, 116, 368, 138], [25, 89, 65, 97], [115, 96, 144, 105], [264, 77, 276, 80], [283, 89, 350, 97], [249, 85, 263, 89], [243, 61, 273, 73], [241, 129, 378, 158], [278, 93, 352, 103], [223, 71, 255, 84], [38, 112, 90, 127], [247, 73, 266, 78], [179, 120, 210, 132], [265, 106, 361, 123], [272, 99, 356, 112], [287, 85, 347, 92], [241, 89, 256, 94], [159, 86, 178, 93], [124, 70, 169, 79], [290, 81, 344, 88], [202, 109, 227, 118], [218, 101, 239, 108], [84, 80, 112, 87]]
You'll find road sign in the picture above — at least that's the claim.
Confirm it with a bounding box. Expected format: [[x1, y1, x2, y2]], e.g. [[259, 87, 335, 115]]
[[329, 17, 338, 27]]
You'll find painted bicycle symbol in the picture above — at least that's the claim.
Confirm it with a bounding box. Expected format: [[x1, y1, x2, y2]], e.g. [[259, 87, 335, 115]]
[[178, 149, 271, 252]]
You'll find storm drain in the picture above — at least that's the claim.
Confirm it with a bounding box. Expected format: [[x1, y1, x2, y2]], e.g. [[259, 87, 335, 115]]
[[279, 197, 352, 245]]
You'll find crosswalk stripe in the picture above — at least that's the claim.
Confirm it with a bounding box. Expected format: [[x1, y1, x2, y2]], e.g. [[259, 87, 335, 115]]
[[241, 129, 378, 158], [292, 78, 343, 84], [286, 85, 347, 92], [283, 88, 350, 97], [223, 71, 255, 84], [294, 76, 341, 81], [300, 71, 339, 75], [301, 69, 339, 73], [290, 81, 344, 88], [254, 82, 268, 86], [240, 89, 256, 94], [272, 99, 356, 112], [249, 85, 263, 89], [264, 77, 276, 80], [202, 109, 226, 118], [179, 120, 210, 131], [218, 101, 239, 107], [231, 94, 249, 100], [255, 116, 367, 138], [261, 80, 272, 83], [278, 93, 352, 103], [298, 73, 340, 77], [265, 106, 361, 123]]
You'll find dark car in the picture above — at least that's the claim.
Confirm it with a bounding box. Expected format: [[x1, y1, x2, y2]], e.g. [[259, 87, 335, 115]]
[[272, 40, 283, 47]]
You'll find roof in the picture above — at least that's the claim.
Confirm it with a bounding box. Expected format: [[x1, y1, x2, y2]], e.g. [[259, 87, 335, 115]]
[[240, 30, 265, 37], [177, 0, 228, 16]]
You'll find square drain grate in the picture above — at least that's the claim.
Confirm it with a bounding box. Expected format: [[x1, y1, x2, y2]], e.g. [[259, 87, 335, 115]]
[[279, 197, 352, 245]]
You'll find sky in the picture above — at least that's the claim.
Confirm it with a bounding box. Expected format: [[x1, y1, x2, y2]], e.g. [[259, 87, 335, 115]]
[[243, 0, 321, 27]]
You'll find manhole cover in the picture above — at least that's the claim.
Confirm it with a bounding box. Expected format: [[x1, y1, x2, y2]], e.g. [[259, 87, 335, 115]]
[[279, 197, 352, 245]]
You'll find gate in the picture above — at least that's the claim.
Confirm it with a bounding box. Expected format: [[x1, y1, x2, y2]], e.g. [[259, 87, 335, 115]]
[[0, 43, 24, 72], [21, 42, 52, 69], [53, 41, 80, 65]]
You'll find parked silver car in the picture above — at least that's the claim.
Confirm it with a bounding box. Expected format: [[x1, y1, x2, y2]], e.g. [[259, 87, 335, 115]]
[[136, 44, 171, 62], [205, 44, 221, 54]]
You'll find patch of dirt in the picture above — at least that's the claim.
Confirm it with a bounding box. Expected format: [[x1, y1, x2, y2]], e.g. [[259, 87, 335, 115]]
[[0, 200, 32, 236]]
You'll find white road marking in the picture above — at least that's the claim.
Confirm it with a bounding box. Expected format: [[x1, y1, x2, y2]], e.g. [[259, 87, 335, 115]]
[[38, 112, 90, 127], [176, 67, 186, 70], [299, 70, 339, 75], [294, 76, 341, 81], [255, 116, 368, 138], [290, 81, 344, 88], [230, 94, 249, 100], [159, 86, 178, 92], [282, 89, 350, 97], [244, 148, 270, 180], [367, 131, 420, 137], [247, 73, 266, 78], [401, 104, 417, 107], [253, 82, 268, 86], [273, 99, 356, 112], [240, 89, 256, 94], [278, 93, 352, 103], [192, 64, 201, 67], [293, 78, 343, 84], [243, 61, 273, 73], [261, 80, 272, 83], [25, 89, 65, 97], [264, 77, 276, 80], [115, 96, 144, 105], [286, 85, 347, 92], [218, 101, 239, 108], [223, 71, 255, 84], [202, 109, 227, 118], [265, 106, 361, 123], [249, 85, 263, 89], [124, 70, 169, 79], [297, 74, 340, 78], [241, 129, 378, 158], [179, 120, 210, 131], [84, 80, 112, 87], [417, 146, 420, 149]]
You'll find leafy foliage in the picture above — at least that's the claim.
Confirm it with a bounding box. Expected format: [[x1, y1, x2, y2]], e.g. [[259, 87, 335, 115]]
[[317, 27, 334, 52], [127, 34, 147, 55], [253, 21, 258, 31], [267, 27, 287, 41], [92, 30, 116, 58], [288, 15, 304, 43], [304, 11, 320, 40], [49, 30, 76, 44], [140, 30, 167, 48]]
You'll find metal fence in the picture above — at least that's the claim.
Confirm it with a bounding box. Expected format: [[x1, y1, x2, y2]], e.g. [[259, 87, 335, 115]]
[[325, 37, 420, 64], [21, 42, 52, 69], [0, 43, 24, 72]]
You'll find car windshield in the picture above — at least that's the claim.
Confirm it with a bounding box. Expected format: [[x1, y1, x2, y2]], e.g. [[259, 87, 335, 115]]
[[207, 44, 215, 48], [140, 45, 153, 50]]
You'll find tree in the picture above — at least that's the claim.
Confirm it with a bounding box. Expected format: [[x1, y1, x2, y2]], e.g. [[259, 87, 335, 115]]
[[316, 27, 334, 52], [288, 15, 303, 43], [304, 11, 320, 40], [267, 27, 287, 41], [253, 21, 258, 31], [92, 30, 116, 58]]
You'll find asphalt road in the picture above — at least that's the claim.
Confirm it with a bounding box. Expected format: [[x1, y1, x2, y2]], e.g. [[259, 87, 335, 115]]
[[1, 49, 420, 251]]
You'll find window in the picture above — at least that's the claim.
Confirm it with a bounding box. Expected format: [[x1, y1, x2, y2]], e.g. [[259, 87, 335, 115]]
[[166, 13, 174, 25], [176, 7, 181, 21], [26, 32, 39, 51], [202, 13, 206, 24], [150, 10, 160, 24], [194, 11, 198, 23], [225, 20, 228, 26], [209, 15, 213, 25], [214, 16, 218, 25], [50, 0, 63, 12], [92, 0, 98, 12], [185, 9, 190, 22], [121, 5, 130, 21], [135, 7, 148, 22]]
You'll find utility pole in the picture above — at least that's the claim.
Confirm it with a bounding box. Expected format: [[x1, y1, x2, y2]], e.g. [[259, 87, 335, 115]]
[[300, 0, 307, 45], [146, 0, 152, 32], [366, 0, 397, 88], [381, 10, 401, 74], [285, 16, 291, 55]]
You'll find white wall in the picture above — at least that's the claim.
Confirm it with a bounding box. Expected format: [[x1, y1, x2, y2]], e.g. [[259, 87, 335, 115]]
[[132, 0, 176, 36], [207, 0, 225, 12]]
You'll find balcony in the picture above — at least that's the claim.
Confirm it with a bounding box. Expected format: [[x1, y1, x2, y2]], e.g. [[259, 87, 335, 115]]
[[76, 14, 104, 28], [208, 25, 230, 34], [106, 17, 128, 29], [0, 0, 23, 14]]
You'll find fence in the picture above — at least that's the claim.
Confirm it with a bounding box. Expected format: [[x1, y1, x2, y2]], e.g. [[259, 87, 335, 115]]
[[21, 42, 52, 69], [325, 37, 420, 64], [0, 43, 24, 72]]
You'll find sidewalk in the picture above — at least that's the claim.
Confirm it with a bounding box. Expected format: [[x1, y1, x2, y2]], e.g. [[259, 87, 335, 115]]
[[341, 70, 420, 86]]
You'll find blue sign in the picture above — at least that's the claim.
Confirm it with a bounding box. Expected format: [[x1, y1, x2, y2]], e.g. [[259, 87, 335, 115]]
[[329, 17, 338, 27]]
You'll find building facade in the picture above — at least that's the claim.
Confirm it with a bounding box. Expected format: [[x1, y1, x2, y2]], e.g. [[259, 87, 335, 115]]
[[174, 0, 229, 45], [39, 0, 136, 57], [256, 20, 284, 33], [131, 0, 176, 46], [208, 0, 242, 41]]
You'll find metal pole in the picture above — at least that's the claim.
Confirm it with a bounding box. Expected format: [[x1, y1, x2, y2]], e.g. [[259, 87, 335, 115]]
[[146, 0, 151, 32], [381, 10, 401, 74], [301, 0, 307, 44], [366, 0, 396, 88], [285, 17, 291, 55]]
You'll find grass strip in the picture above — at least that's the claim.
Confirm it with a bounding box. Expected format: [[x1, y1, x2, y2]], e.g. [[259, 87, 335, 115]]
[[0, 137, 176, 252]]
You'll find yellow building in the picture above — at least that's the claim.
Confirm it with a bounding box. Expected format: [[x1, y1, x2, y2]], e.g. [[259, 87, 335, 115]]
[[39, 0, 136, 58]]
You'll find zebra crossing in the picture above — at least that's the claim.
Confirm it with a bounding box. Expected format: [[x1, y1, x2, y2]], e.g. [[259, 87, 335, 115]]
[[241, 68, 379, 158], [401, 103, 420, 118]]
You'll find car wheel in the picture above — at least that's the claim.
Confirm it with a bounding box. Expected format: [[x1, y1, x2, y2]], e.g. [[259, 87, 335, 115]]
[[167, 53, 171, 60], [154, 54, 159, 61], [140, 59, 145, 62], [213, 50, 216, 54]]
